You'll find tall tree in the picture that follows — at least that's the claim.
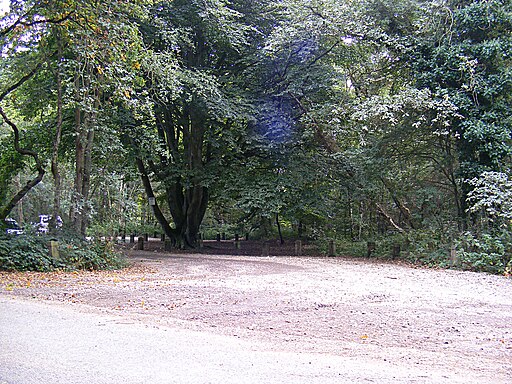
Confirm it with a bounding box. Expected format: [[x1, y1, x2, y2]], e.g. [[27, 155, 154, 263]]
[[1, 0, 144, 234], [408, 0, 512, 227], [0, 0, 57, 222], [63, 0, 144, 235], [128, 0, 261, 247]]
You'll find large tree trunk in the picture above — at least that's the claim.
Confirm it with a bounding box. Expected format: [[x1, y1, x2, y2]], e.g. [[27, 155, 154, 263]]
[[184, 185, 208, 247], [182, 106, 208, 247], [71, 111, 95, 236], [134, 101, 210, 249], [135, 157, 177, 238], [136, 158, 208, 249]]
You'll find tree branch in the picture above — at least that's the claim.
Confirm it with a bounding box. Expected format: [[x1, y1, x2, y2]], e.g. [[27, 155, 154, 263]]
[[0, 107, 45, 220], [376, 203, 405, 233], [134, 156, 178, 240], [288, 92, 340, 153], [0, 49, 58, 102], [1, 10, 73, 38]]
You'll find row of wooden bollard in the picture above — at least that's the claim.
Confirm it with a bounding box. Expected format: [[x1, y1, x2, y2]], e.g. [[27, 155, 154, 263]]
[[260, 240, 336, 256], [123, 235, 397, 258], [127, 235, 410, 260], [47, 235, 460, 264], [134, 234, 171, 250], [130, 235, 337, 256]]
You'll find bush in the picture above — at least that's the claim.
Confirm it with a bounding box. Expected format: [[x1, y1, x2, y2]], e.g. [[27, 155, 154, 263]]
[[455, 231, 511, 275], [0, 234, 53, 271], [330, 230, 453, 267], [58, 238, 125, 271], [318, 229, 511, 275], [331, 239, 368, 257], [0, 233, 126, 272], [400, 230, 452, 268]]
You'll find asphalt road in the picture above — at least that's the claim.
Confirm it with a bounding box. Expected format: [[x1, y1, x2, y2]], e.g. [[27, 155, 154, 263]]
[[0, 296, 466, 384]]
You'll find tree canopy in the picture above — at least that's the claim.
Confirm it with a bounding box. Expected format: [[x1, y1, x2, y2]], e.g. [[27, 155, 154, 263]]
[[1, 0, 511, 273]]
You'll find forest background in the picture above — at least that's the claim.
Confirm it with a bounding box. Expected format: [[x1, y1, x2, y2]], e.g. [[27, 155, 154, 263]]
[[0, 0, 511, 274]]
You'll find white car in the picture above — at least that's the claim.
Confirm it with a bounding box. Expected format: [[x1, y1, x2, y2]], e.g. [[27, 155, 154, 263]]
[[5, 218, 24, 235], [36, 215, 62, 234]]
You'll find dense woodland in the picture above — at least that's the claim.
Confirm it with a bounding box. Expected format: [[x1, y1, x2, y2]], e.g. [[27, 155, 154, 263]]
[[0, 0, 511, 273]]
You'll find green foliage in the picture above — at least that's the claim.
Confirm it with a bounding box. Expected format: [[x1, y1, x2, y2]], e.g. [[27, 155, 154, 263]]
[[1, 0, 511, 275], [58, 237, 125, 271], [467, 171, 512, 224], [0, 135, 24, 204], [410, 0, 512, 179], [336, 228, 512, 275], [335, 230, 452, 267], [331, 239, 368, 258], [456, 231, 511, 274], [400, 230, 452, 268], [0, 234, 125, 272], [0, 234, 53, 271]]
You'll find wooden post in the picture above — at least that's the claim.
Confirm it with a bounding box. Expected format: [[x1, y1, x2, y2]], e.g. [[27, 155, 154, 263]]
[[216, 233, 221, 242], [130, 234, 135, 243], [48, 240, 59, 259], [261, 242, 270, 257], [198, 233, 203, 248], [137, 236, 144, 250], [328, 240, 336, 257], [234, 233, 240, 250], [121, 233, 126, 243], [367, 241, 376, 257], [161, 233, 165, 242], [245, 233, 249, 241], [144, 233, 149, 242], [450, 244, 458, 267], [222, 232, 226, 240], [295, 240, 302, 256], [392, 244, 401, 259]]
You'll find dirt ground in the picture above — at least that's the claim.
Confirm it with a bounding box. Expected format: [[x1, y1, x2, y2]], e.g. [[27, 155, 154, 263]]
[[1, 239, 512, 383]]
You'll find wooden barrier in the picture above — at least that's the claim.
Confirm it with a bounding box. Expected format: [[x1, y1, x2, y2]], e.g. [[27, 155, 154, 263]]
[[392, 244, 400, 259], [367, 241, 376, 257], [295, 240, 302, 256], [328, 240, 336, 257]]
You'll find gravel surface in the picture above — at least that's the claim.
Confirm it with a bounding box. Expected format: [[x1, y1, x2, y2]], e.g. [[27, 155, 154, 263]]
[[1, 247, 511, 383]]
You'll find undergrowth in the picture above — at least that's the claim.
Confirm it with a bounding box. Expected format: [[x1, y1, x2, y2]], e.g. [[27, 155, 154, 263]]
[[330, 229, 512, 276], [0, 233, 126, 272]]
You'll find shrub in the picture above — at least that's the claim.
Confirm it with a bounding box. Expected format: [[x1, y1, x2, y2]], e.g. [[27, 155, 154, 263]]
[[0, 233, 126, 272], [0, 234, 52, 271], [331, 239, 367, 258], [319, 229, 511, 275], [455, 231, 511, 275]]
